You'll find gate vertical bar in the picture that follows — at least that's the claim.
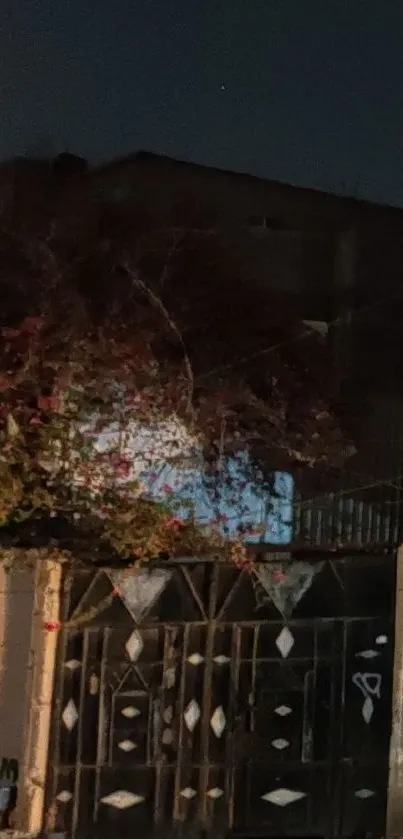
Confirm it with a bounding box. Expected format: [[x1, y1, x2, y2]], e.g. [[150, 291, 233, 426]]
[[199, 564, 219, 825]]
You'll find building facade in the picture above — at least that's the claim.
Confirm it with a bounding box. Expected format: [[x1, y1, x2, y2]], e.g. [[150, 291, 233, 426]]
[[2, 154, 403, 837]]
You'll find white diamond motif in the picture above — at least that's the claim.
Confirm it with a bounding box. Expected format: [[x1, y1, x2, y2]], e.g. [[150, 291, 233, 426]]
[[118, 740, 137, 752], [56, 790, 73, 803], [207, 787, 224, 799], [101, 790, 144, 809], [262, 788, 306, 807], [180, 787, 197, 799], [275, 627, 295, 658], [65, 659, 81, 671], [62, 699, 79, 731], [376, 634, 388, 645], [213, 655, 230, 665], [188, 653, 204, 665], [121, 706, 140, 719], [355, 788, 375, 799], [272, 738, 290, 750], [356, 649, 380, 659], [275, 704, 292, 717], [184, 699, 200, 732], [362, 696, 374, 724], [125, 630, 144, 662], [210, 705, 226, 738]]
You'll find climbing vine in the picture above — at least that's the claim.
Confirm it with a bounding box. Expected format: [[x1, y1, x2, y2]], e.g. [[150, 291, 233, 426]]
[[0, 158, 353, 570]]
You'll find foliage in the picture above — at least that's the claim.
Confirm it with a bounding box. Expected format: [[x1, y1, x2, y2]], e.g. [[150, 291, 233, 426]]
[[0, 159, 352, 566]]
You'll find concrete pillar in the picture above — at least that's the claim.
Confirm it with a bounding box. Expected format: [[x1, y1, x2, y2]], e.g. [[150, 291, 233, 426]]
[[0, 557, 62, 833], [0, 564, 35, 828], [387, 545, 403, 836], [0, 564, 35, 771], [17, 560, 62, 835]]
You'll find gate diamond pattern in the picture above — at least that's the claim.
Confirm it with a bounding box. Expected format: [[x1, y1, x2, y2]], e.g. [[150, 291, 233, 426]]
[[45, 555, 395, 838]]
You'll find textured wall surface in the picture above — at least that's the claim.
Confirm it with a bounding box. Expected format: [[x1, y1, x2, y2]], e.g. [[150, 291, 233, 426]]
[[0, 566, 35, 772]]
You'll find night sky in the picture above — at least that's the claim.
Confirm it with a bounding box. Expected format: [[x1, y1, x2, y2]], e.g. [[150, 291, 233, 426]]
[[2, 0, 403, 206]]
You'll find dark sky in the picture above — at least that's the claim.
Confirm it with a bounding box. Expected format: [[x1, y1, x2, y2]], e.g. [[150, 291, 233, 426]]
[[2, 0, 403, 206]]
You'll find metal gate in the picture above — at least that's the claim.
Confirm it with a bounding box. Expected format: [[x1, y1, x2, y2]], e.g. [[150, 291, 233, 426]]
[[45, 553, 396, 838]]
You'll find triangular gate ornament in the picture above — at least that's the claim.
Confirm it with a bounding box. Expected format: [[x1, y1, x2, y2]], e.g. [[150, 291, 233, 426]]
[[255, 560, 323, 618], [109, 568, 172, 623]]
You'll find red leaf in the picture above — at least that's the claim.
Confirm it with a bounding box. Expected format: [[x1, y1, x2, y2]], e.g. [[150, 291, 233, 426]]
[[0, 375, 11, 392], [43, 620, 62, 632], [161, 483, 173, 494], [162, 516, 183, 531], [38, 394, 61, 412], [21, 315, 44, 334]]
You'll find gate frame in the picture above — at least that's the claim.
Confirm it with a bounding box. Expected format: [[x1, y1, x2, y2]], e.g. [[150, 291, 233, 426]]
[[14, 549, 403, 837]]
